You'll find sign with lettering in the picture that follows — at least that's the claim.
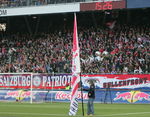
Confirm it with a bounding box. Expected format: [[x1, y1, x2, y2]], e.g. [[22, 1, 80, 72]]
[[82, 74, 150, 89], [0, 10, 7, 16], [0, 74, 150, 89]]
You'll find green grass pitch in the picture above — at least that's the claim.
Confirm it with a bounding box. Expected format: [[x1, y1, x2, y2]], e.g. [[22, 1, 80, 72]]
[[0, 102, 150, 117]]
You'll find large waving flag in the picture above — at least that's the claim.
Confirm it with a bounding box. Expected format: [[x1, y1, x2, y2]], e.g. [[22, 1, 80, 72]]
[[106, 20, 116, 29], [69, 13, 81, 116]]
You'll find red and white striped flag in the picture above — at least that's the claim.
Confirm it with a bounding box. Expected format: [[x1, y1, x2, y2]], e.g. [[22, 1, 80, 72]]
[[69, 13, 81, 116], [106, 21, 116, 29]]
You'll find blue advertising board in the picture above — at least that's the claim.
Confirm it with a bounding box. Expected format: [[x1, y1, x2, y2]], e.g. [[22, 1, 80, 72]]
[[127, 0, 150, 8], [0, 89, 150, 104]]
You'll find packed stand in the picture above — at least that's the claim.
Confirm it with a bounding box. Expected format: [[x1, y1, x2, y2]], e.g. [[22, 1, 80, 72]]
[[0, 0, 86, 8], [0, 24, 150, 74], [0, 0, 26, 7]]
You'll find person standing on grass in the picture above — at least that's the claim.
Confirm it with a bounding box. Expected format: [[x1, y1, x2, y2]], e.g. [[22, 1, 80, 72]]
[[84, 80, 95, 116]]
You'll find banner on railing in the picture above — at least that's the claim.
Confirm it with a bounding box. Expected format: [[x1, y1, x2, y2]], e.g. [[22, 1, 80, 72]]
[[0, 74, 72, 89], [0, 74, 150, 89], [33, 74, 72, 89], [0, 74, 32, 89], [82, 74, 150, 89]]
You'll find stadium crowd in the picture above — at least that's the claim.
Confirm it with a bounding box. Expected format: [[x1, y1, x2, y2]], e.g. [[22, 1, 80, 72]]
[[0, 0, 86, 8], [0, 23, 150, 74]]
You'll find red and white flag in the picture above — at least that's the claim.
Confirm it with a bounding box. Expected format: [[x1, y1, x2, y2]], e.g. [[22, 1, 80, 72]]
[[69, 13, 81, 116], [106, 21, 116, 29]]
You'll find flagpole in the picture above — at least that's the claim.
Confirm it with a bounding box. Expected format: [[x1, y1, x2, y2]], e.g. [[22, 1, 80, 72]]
[[80, 72, 84, 116], [74, 13, 84, 116], [69, 13, 83, 116]]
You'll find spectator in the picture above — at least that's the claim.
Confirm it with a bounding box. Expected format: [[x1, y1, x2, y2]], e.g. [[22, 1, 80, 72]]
[[0, 23, 150, 74]]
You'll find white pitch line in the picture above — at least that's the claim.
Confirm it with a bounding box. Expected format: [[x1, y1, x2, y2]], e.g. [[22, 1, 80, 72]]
[[0, 104, 63, 108], [94, 112, 150, 117], [0, 112, 66, 116], [0, 111, 150, 117]]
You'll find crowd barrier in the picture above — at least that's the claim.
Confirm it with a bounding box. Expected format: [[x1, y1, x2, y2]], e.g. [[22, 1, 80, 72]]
[[0, 89, 150, 104], [0, 73, 150, 104]]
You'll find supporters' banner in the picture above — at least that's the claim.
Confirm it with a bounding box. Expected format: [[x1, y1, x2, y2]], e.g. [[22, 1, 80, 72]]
[[0, 74, 71, 89], [33, 74, 71, 89], [82, 74, 150, 89], [0, 74, 32, 89], [0, 74, 150, 90]]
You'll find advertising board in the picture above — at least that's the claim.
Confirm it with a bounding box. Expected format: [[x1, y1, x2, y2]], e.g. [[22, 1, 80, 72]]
[[0, 89, 150, 104], [80, 0, 126, 11]]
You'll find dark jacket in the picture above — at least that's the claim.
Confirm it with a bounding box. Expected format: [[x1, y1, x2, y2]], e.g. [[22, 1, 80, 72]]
[[84, 84, 95, 99]]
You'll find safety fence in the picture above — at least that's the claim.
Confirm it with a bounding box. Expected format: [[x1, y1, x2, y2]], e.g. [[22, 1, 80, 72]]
[[0, 73, 150, 103]]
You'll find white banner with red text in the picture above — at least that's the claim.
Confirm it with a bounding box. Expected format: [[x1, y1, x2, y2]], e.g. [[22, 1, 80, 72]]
[[0, 74, 150, 89]]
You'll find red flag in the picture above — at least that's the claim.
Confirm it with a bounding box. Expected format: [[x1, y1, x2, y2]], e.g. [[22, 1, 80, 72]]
[[106, 21, 116, 29], [69, 13, 81, 116]]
